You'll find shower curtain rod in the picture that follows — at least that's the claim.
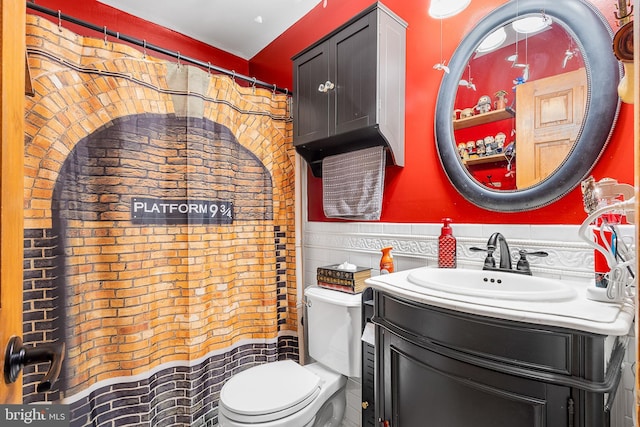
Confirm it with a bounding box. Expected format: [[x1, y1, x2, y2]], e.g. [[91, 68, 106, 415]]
[[26, 1, 292, 96]]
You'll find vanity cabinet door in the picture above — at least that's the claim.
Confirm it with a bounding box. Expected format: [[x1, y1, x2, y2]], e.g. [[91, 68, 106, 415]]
[[372, 291, 620, 427], [378, 329, 571, 427], [362, 290, 376, 427]]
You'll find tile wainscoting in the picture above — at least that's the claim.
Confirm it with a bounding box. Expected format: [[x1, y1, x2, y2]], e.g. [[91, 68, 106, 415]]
[[301, 221, 636, 427]]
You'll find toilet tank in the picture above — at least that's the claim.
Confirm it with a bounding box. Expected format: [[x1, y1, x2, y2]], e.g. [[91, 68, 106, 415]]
[[304, 286, 362, 378]]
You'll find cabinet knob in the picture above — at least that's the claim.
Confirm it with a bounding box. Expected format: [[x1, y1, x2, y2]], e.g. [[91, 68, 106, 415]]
[[362, 401, 370, 409], [318, 80, 335, 92]]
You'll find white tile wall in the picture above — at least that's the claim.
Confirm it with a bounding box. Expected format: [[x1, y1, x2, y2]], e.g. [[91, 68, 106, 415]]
[[301, 220, 636, 427]]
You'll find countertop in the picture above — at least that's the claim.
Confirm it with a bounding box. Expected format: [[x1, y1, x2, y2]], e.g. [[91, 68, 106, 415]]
[[365, 267, 635, 336]]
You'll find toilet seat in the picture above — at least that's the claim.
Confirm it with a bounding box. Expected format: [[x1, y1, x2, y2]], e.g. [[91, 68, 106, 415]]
[[220, 360, 321, 424]]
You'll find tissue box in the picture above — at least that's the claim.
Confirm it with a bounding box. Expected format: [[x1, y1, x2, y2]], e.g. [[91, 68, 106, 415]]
[[316, 264, 372, 294]]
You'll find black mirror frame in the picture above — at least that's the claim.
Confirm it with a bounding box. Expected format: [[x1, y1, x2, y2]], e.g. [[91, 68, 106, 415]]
[[435, 0, 621, 212]]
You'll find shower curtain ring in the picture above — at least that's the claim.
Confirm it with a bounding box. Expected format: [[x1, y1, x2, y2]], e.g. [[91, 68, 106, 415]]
[[207, 62, 212, 76], [272, 84, 277, 97], [103, 26, 108, 45], [177, 51, 181, 68], [231, 70, 236, 83], [251, 77, 257, 93], [142, 40, 147, 58], [57, 10, 63, 32]]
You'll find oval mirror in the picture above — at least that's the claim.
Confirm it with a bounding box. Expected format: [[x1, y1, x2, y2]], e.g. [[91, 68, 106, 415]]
[[435, 0, 621, 212]]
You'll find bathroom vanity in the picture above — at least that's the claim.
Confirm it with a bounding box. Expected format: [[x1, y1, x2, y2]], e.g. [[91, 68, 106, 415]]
[[365, 267, 634, 427]]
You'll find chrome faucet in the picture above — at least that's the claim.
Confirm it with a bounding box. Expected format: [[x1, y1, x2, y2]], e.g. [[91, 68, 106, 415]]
[[486, 232, 512, 270], [470, 232, 512, 271], [471, 233, 548, 275]]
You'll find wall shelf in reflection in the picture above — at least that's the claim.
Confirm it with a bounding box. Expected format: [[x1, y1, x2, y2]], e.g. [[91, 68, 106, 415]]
[[453, 107, 515, 130], [463, 153, 509, 166]]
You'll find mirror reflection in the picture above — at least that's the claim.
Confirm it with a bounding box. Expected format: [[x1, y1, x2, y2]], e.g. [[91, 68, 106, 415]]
[[435, 0, 620, 212], [452, 15, 586, 190]]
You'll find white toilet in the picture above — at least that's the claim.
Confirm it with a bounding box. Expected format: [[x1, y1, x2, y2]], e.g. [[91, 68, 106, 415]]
[[217, 286, 362, 427]]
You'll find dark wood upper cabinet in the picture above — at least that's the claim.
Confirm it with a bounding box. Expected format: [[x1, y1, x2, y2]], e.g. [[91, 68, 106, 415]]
[[292, 3, 406, 177]]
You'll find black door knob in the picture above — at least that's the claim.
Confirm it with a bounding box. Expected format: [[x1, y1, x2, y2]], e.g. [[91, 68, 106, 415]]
[[4, 336, 65, 392]]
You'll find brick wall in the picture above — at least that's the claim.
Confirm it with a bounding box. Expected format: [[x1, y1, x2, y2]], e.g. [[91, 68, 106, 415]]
[[23, 228, 63, 403], [66, 340, 298, 427], [23, 14, 296, 425]]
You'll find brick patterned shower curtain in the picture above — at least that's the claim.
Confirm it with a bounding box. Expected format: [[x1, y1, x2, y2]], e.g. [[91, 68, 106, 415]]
[[23, 15, 296, 426]]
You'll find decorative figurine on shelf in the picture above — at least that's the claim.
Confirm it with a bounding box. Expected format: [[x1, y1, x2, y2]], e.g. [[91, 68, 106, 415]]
[[475, 95, 492, 114], [504, 141, 516, 163], [484, 135, 496, 156], [494, 90, 508, 110], [457, 143, 468, 160], [476, 139, 486, 156], [504, 141, 516, 177], [495, 132, 506, 153], [466, 140, 477, 158], [459, 107, 474, 119]]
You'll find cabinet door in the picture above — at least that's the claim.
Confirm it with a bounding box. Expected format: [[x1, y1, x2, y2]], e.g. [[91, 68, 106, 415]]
[[331, 12, 377, 136], [362, 342, 376, 426], [293, 42, 330, 145], [378, 330, 571, 427]]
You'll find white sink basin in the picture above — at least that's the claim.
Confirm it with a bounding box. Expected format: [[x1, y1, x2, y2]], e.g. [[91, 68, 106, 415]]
[[407, 268, 577, 301]]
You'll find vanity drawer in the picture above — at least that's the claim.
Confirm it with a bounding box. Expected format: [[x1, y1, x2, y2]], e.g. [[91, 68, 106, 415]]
[[374, 292, 577, 375]]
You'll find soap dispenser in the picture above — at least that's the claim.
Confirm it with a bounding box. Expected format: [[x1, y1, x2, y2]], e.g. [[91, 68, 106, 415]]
[[438, 218, 457, 268]]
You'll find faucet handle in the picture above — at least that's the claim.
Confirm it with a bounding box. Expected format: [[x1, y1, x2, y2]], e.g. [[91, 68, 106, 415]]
[[470, 246, 496, 269], [516, 250, 548, 275], [520, 250, 548, 257]]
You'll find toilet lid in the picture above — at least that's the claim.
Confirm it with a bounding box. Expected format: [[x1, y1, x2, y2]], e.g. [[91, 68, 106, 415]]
[[220, 360, 321, 422]]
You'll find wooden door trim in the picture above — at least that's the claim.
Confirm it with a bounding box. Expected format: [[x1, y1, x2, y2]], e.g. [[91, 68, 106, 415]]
[[0, 0, 26, 404]]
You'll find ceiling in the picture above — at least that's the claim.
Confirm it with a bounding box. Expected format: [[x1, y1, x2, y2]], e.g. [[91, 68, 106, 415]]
[[97, 0, 324, 60]]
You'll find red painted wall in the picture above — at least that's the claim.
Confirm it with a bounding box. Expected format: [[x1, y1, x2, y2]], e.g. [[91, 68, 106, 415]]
[[30, 0, 633, 225], [252, 0, 634, 225]]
